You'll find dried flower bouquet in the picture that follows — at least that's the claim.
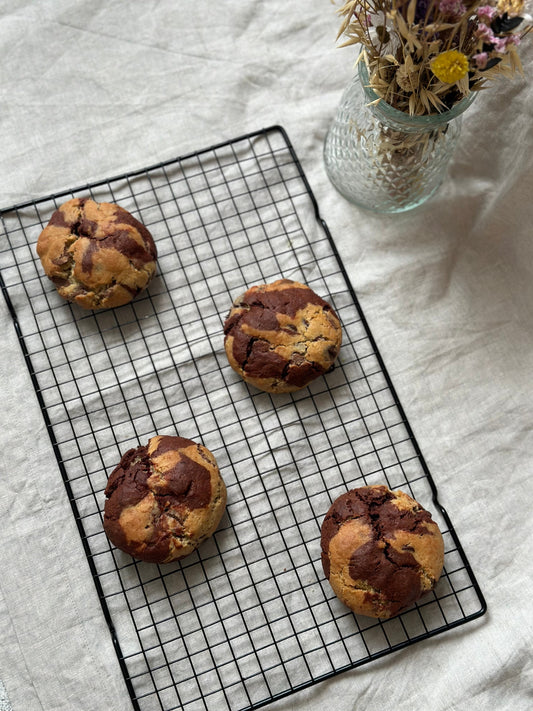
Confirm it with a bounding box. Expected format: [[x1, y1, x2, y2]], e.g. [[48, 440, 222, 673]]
[[336, 0, 532, 114]]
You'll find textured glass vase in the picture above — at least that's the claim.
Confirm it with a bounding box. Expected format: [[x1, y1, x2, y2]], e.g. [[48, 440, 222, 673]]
[[324, 61, 476, 213]]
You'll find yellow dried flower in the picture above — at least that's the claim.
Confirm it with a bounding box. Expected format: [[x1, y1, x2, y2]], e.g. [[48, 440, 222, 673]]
[[430, 50, 469, 84], [497, 0, 525, 16]]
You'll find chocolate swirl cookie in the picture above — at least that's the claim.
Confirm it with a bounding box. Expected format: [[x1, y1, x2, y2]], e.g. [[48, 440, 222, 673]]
[[36, 197, 157, 309], [103, 435, 227, 564], [223, 279, 342, 393], [321, 485, 444, 618]]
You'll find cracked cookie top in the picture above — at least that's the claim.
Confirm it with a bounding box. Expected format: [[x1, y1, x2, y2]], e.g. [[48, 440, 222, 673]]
[[321, 485, 444, 618], [103, 435, 227, 564], [36, 197, 157, 309], [223, 278, 342, 393]]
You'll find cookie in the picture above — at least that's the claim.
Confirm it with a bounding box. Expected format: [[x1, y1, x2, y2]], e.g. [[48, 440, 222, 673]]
[[36, 197, 157, 309], [321, 485, 444, 618], [103, 435, 227, 563], [223, 278, 342, 393]]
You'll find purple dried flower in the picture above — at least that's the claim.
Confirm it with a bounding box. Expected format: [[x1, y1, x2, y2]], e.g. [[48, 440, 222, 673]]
[[415, 0, 432, 23]]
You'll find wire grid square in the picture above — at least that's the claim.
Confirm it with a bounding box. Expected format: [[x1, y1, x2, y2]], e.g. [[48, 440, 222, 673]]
[[0, 126, 485, 711]]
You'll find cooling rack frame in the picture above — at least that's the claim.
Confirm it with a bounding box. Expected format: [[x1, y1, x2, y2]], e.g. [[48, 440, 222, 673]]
[[0, 125, 486, 711]]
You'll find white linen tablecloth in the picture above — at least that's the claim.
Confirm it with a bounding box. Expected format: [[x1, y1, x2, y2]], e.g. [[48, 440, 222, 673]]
[[1, 2, 532, 710]]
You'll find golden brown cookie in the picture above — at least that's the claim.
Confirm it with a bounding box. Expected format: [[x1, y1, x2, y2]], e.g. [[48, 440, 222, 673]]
[[321, 485, 444, 619], [36, 197, 157, 309], [103, 435, 227, 563], [223, 278, 342, 393]]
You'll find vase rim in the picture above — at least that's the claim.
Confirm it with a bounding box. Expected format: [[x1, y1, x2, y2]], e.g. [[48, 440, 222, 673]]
[[357, 59, 477, 126]]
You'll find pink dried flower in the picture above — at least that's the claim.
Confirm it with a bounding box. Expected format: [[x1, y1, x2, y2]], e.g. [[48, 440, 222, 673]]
[[493, 36, 509, 52], [505, 33, 522, 46], [438, 0, 467, 17], [473, 52, 489, 68], [477, 5, 498, 22], [475, 22, 496, 42]]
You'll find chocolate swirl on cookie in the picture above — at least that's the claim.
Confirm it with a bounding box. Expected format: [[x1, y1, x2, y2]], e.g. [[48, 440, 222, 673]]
[[37, 197, 157, 309], [103, 435, 227, 564], [223, 279, 342, 393], [321, 485, 444, 618]]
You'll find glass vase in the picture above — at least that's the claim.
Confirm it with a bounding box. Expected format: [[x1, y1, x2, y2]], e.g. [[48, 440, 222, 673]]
[[323, 60, 476, 214]]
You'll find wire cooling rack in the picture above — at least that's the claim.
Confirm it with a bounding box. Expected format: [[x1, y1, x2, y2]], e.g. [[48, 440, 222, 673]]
[[0, 126, 486, 711]]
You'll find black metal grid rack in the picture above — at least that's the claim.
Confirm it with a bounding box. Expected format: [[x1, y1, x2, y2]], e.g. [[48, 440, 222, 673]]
[[0, 126, 486, 711]]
